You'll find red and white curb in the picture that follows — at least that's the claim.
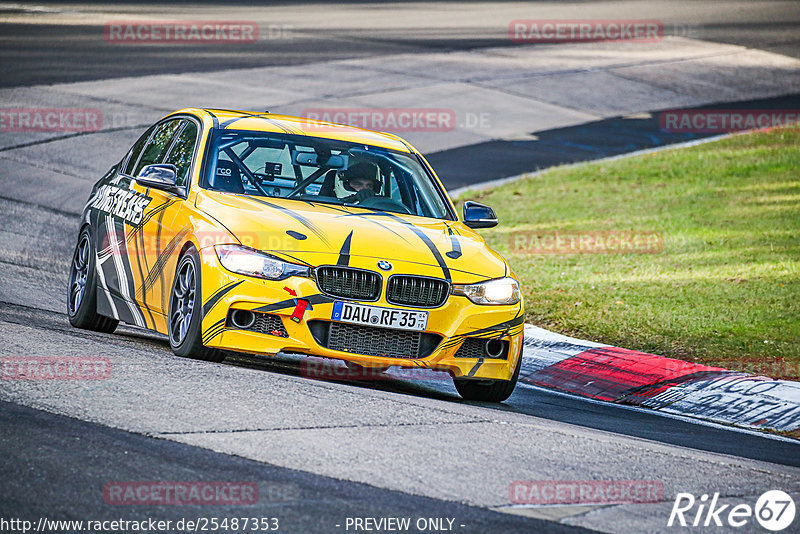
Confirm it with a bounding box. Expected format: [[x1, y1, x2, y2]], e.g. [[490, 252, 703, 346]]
[[520, 324, 800, 434]]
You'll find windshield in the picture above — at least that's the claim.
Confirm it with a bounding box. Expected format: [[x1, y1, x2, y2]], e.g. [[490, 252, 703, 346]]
[[203, 129, 452, 219]]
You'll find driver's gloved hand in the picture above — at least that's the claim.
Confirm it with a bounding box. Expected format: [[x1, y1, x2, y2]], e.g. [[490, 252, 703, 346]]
[[344, 189, 375, 203]]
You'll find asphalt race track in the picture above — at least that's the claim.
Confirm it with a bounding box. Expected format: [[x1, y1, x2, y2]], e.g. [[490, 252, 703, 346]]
[[2, 0, 799, 87], [1, 2, 799, 533]]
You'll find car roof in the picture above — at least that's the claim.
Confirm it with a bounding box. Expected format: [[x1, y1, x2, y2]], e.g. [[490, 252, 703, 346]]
[[172, 108, 413, 153]]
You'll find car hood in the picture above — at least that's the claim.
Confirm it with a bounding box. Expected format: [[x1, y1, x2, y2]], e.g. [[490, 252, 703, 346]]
[[195, 191, 508, 282]]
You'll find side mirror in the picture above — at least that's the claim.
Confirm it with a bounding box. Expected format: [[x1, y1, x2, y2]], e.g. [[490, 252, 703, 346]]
[[463, 200, 498, 229], [136, 164, 179, 193]]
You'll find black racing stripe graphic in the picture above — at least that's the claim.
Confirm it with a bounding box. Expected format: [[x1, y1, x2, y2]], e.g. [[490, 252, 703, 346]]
[[334, 211, 411, 242], [411, 228, 451, 281], [201, 318, 226, 345], [467, 358, 485, 377], [337, 231, 353, 266], [91, 212, 122, 321], [446, 225, 462, 259], [317, 204, 408, 231], [96, 285, 118, 320], [219, 113, 262, 129], [201, 317, 225, 338], [317, 205, 354, 215], [97, 243, 114, 260], [439, 312, 526, 350], [113, 217, 146, 327], [127, 198, 174, 242], [156, 205, 167, 309], [332, 210, 499, 278], [95, 219, 121, 320], [219, 111, 273, 129], [347, 254, 489, 280], [139, 227, 191, 297], [449, 321, 525, 342], [107, 292, 137, 325], [202, 280, 244, 317], [459, 313, 525, 338], [220, 113, 301, 135], [206, 110, 220, 128], [99, 217, 141, 326], [263, 116, 302, 135], [253, 293, 335, 314], [246, 197, 330, 246], [138, 215, 155, 304], [132, 220, 156, 328], [372, 211, 451, 282], [133, 187, 156, 327], [439, 324, 525, 352], [202, 324, 226, 345], [89, 204, 102, 233], [98, 219, 122, 296], [269, 251, 312, 267], [252, 297, 297, 314], [95, 214, 115, 260]]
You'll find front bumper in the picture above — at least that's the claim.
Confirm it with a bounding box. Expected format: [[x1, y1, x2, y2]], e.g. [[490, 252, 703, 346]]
[[198, 249, 524, 381]]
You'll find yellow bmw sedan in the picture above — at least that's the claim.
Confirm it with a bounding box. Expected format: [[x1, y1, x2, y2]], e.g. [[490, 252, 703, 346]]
[[68, 108, 524, 402]]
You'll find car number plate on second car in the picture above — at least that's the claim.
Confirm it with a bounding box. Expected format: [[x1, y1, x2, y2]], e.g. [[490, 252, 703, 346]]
[[331, 301, 428, 332]]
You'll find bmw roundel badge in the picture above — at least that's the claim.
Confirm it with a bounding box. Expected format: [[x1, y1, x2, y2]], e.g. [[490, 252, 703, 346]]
[[377, 260, 392, 271]]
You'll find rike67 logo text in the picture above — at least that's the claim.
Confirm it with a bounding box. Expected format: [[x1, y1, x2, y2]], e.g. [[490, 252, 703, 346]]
[[668, 490, 795, 531]]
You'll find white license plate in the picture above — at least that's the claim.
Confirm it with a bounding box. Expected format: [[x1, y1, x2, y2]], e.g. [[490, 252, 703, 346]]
[[331, 301, 428, 332]]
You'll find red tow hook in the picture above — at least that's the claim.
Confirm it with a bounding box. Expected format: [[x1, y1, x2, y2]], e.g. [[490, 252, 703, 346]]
[[290, 299, 309, 323]]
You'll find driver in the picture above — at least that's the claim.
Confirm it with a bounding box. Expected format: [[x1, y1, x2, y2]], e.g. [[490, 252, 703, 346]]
[[338, 162, 381, 203]]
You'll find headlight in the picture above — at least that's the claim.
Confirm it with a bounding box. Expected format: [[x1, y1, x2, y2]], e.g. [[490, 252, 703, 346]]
[[215, 245, 309, 280], [451, 277, 521, 305]]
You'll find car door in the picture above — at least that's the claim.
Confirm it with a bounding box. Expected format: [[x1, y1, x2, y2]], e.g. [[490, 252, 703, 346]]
[[94, 118, 185, 331], [146, 119, 201, 318]]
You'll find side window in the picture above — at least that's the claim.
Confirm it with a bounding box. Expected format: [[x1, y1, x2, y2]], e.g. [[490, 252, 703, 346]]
[[133, 119, 183, 177], [163, 121, 198, 187], [123, 125, 156, 176]]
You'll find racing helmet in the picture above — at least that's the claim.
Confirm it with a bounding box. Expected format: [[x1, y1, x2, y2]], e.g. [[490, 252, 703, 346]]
[[339, 162, 381, 193]]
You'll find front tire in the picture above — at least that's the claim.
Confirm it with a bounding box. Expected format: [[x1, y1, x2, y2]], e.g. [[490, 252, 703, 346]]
[[67, 226, 118, 333], [168, 248, 225, 363], [453, 344, 522, 403]]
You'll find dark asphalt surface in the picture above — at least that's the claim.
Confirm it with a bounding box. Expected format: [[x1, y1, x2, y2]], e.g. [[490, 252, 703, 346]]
[[430, 92, 800, 189], [3, 301, 798, 474], [1, 1, 799, 89], [2, 2, 799, 531], [0, 400, 594, 534], [223, 346, 800, 469]]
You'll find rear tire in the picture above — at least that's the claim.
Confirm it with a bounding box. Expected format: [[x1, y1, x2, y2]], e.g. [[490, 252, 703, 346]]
[[67, 226, 118, 333], [453, 343, 522, 402], [168, 248, 225, 363]]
